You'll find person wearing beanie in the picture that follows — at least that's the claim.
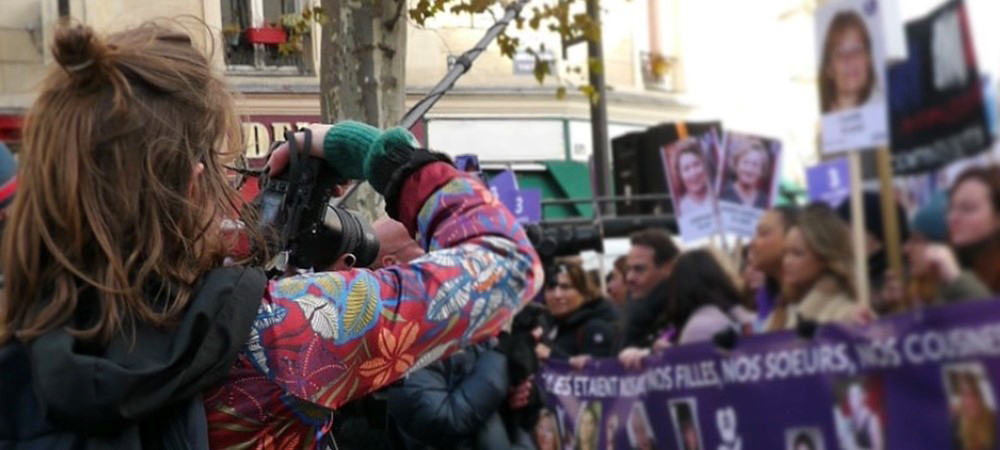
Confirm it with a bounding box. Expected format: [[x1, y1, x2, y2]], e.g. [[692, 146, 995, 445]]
[[835, 192, 910, 314], [903, 191, 990, 308]]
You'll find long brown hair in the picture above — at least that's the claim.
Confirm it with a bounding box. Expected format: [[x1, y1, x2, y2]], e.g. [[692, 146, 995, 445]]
[[0, 22, 260, 345], [787, 204, 856, 300], [819, 10, 876, 112], [950, 166, 1000, 292], [555, 259, 599, 302]]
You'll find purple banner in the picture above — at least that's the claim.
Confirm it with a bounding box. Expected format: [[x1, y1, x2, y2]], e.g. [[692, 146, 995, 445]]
[[539, 300, 1000, 450], [807, 158, 852, 207]]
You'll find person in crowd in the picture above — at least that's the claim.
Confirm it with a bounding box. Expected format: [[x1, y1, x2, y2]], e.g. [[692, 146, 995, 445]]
[[619, 248, 753, 367], [749, 206, 798, 326], [533, 409, 562, 450], [766, 204, 870, 331], [672, 139, 714, 216], [370, 217, 425, 269], [719, 136, 772, 209], [536, 260, 619, 367], [606, 255, 630, 308], [739, 248, 765, 311], [951, 371, 997, 450], [380, 222, 532, 450], [949, 167, 1000, 293], [574, 402, 601, 450], [902, 191, 990, 308], [819, 10, 877, 112], [621, 228, 680, 348], [387, 342, 533, 450], [0, 22, 540, 449], [661, 249, 755, 344], [627, 402, 655, 450], [835, 192, 910, 314]]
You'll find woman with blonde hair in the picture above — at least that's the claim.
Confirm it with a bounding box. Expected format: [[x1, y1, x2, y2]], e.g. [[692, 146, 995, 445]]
[[0, 22, 540, 448], [766, 204, 871, 331], [719, 136, 772, 209], [670, 138, 714, 216]]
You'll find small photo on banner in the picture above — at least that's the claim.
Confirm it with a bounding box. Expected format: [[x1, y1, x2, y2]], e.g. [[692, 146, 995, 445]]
[[627, 401, 656, 450], [669, 398, 705, 450], [887, 0, 991, 175], [784, 427, 825, 450], [941, 362, 998, 450], [716, 132, 782, 238], [816, 0, 891, 153], [661, 130, 723, 242], [832, 376, 887, 450], [574, 402, 602, 450]]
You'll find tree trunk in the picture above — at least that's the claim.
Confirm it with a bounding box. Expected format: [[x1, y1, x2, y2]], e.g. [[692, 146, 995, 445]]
[[320, 0, 407, 222]]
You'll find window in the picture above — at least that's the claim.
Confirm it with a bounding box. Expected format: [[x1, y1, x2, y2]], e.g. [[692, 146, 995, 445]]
[[221, 0, 314, 74]]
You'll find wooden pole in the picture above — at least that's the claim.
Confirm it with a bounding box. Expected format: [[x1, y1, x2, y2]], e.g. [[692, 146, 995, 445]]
[[848, 152, 871, 308], [875, 146, 904, 278]]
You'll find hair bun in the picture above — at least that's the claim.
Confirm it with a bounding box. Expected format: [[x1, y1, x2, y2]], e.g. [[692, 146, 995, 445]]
[[52, 23, 109, 82]]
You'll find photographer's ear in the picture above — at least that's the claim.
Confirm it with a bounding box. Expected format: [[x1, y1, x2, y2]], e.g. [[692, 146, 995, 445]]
[[329, 253, 358, 271]]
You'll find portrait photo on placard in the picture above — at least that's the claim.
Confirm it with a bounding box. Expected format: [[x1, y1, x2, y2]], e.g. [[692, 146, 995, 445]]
[[717, 133, 780, 211], [942, 362, 998, 450], [785, 427, 825, 450], [627, 401, 656, 450], [661, 133, 720, 219], [816, 0, 889, 153], [832, 376, 886, 450], [669, 398, 704, 450]]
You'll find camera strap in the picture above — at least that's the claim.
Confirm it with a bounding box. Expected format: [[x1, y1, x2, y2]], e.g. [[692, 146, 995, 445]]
[[282, 129, 312, 246]]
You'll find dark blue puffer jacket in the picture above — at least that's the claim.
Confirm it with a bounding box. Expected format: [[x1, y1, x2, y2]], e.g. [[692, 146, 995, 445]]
[[387, 343, 534, 450]]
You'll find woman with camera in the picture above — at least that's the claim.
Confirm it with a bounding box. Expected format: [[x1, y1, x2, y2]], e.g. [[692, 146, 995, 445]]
[[0, 22, 541, 449]]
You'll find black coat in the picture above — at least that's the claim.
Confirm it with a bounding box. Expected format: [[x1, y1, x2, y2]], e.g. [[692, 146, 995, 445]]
[[387, 344, 534, 450], [547, 298, 619, 359], [622, 280, 671, 348], [0, 267, 266, 449]]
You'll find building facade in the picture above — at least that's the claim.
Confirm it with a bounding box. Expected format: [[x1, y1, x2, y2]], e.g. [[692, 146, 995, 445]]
[[0, 0, 694, 160]]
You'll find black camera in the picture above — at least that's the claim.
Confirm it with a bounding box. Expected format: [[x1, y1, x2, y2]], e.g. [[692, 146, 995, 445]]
[[253, 129, 380, 273], [523, 223, 604, 261]]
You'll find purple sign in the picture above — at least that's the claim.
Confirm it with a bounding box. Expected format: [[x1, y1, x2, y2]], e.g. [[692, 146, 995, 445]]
[[807, 158, 851, 207], [540, 300, 1000, 450], [499, 188, 542, 223], [489, 169, 519, 198]]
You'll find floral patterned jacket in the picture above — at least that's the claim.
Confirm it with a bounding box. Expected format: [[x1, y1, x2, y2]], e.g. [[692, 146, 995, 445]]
[[205, 162, 542, 449]]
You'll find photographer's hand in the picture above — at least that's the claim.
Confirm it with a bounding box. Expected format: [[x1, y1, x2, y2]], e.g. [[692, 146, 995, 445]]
[[266, 124, 333, 176], [267, 121, 419, 197]]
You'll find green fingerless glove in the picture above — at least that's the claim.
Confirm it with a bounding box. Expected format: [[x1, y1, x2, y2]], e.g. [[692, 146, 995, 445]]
[[322, 121, 382, 180], [322, 121, 419, 194]]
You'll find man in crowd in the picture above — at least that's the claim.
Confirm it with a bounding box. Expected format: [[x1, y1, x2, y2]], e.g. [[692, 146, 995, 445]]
[[622, 228, 680, 348], [371, 217, 426, 269]]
